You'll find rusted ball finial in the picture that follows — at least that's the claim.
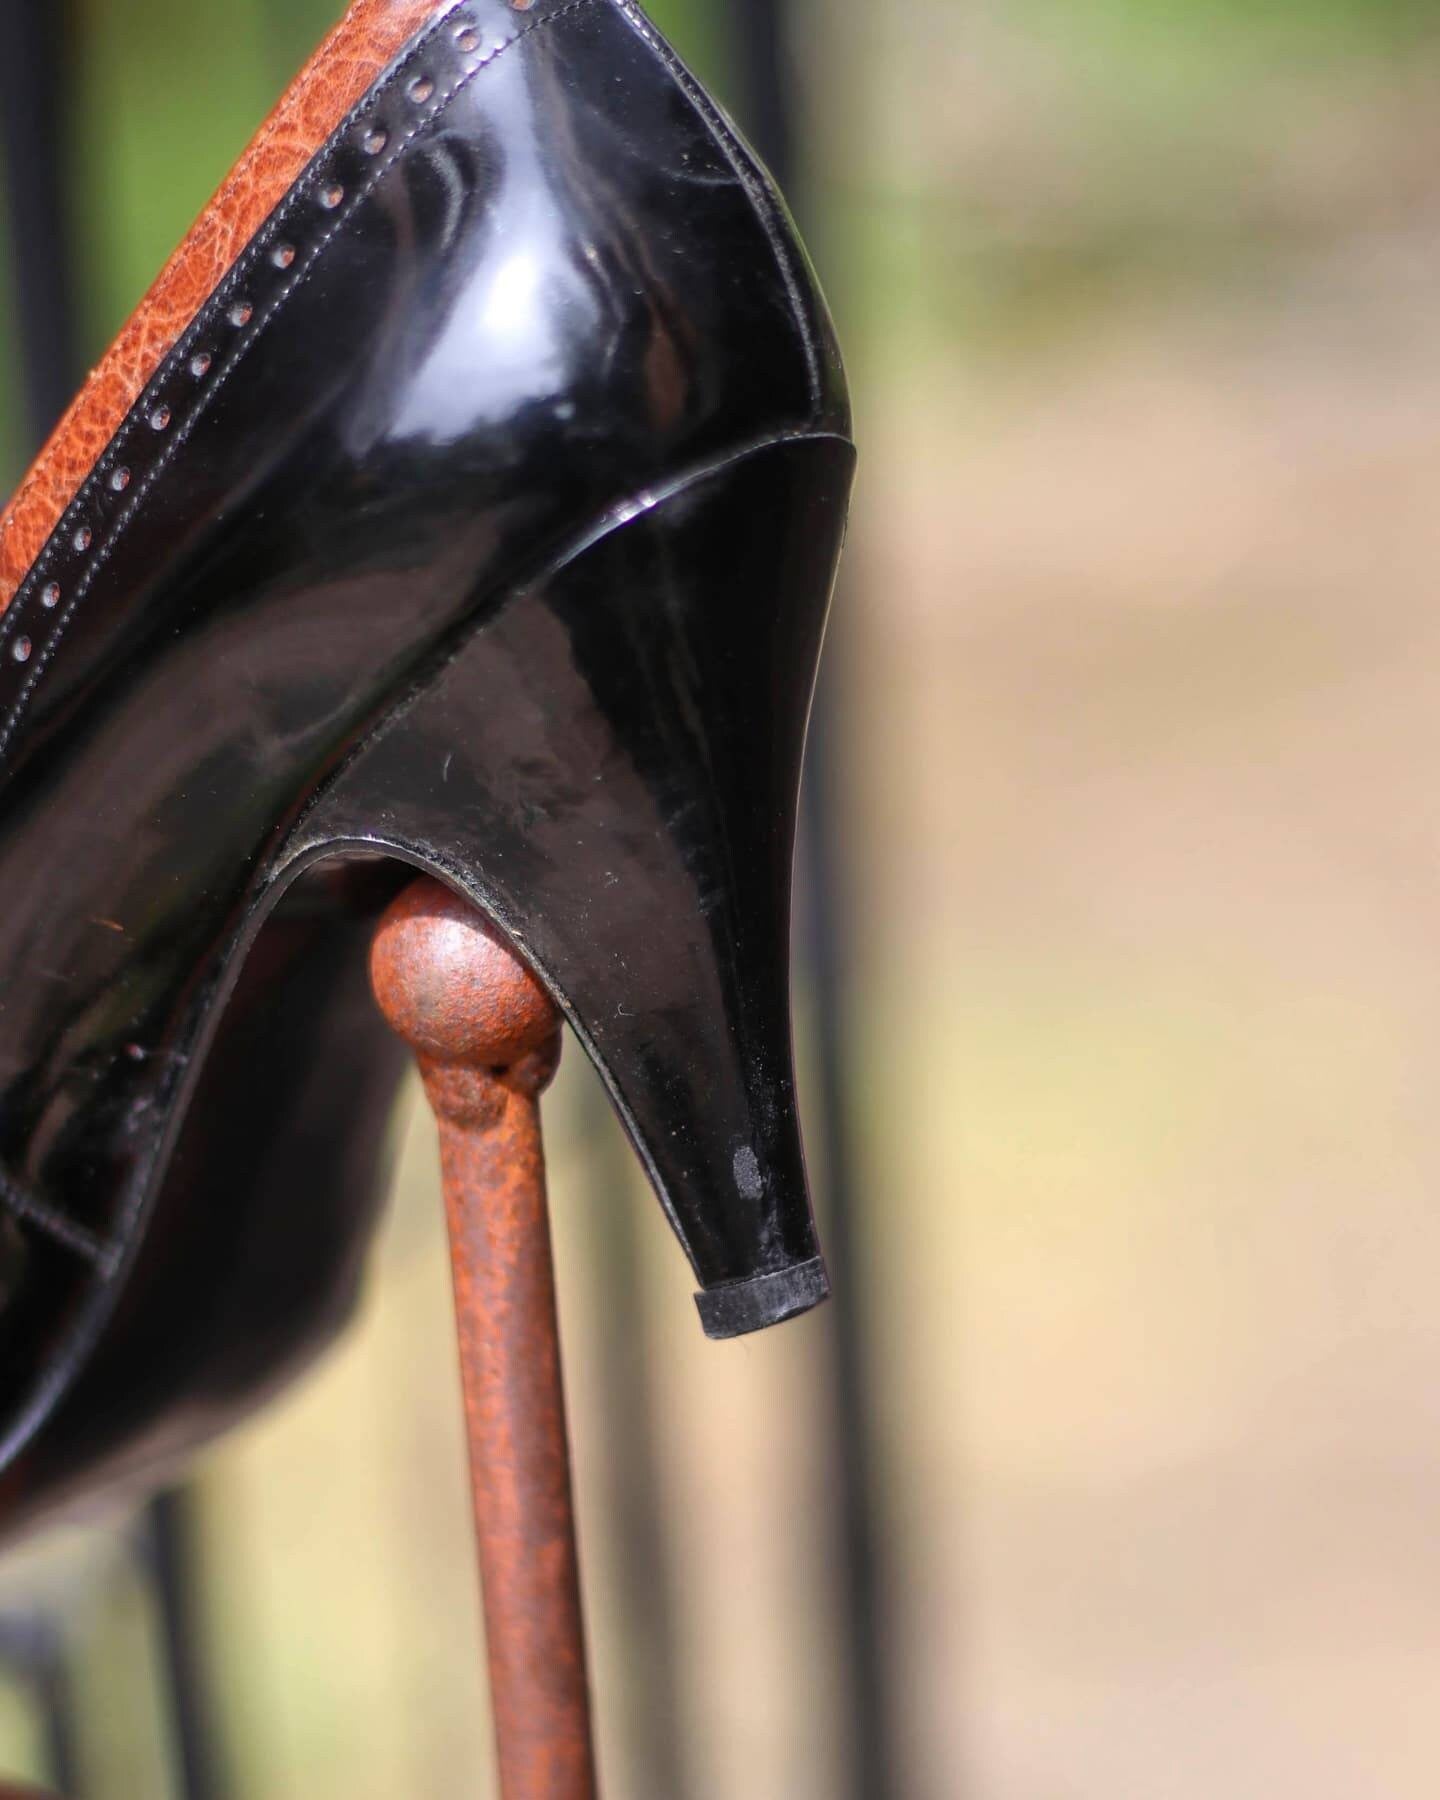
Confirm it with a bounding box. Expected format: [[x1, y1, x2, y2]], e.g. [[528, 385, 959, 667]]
[[369, 876, 561, 1123]]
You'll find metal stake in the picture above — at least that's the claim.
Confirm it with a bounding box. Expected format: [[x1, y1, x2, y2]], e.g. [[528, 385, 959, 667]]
[[370, 877, 597, 1800]]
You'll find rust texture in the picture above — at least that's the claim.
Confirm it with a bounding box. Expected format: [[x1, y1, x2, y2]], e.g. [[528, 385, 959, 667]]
[[370, 877, 597, 1800]]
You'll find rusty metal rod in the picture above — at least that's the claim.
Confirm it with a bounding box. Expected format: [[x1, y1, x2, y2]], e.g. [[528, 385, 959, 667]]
[[370, 877, 597, 1800]]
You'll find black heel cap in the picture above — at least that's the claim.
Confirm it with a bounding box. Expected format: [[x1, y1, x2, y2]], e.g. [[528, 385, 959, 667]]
[[694, 1257, 830, 1339]]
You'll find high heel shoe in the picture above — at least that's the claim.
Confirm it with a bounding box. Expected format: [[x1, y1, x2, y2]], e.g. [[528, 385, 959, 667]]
[[0, 0, 852, 1531]]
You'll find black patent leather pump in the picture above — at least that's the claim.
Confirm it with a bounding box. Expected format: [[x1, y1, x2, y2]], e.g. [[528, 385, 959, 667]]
[[0, 0, 852, 1530]]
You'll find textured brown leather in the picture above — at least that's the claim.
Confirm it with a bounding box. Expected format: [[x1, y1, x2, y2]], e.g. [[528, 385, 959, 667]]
[[0, 0, 446, 610]]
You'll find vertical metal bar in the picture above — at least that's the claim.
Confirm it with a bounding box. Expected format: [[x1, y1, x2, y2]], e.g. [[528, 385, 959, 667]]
[[723, 2, 898, 1795], [571, 1080, 694, 1799], [32, 1626, 81, 1800], [796, 683, 897, 1800], [145, 1491, 228, 1800], [0, 1616, 81, 1798], [370, 878, 598, 1800], [0, 0, 81, 445]]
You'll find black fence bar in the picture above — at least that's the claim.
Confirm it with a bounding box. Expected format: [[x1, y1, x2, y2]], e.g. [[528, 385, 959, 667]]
[[34, 1628, 82, 1798], [573, 1082, 695, 1799], [724, 1, 898, 1795], [146, 1490, 229, 1800], [0, 1617, 84, 1798], [0, 0, 81, 445]]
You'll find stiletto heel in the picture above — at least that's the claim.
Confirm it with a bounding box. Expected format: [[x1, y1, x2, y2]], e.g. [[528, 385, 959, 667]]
[[0, 0, 853, 1531], [302, 431, 854, 1334]]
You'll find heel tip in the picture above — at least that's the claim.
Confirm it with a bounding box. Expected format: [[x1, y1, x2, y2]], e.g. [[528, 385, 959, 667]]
[[694, 1258, 830, 1339]]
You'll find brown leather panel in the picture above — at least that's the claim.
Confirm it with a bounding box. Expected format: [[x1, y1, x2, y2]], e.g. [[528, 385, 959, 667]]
[[0, 0, 447, 609]]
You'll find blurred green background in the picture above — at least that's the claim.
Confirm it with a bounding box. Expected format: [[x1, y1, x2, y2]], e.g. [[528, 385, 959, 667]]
[[10, 0, 1440, 1793]]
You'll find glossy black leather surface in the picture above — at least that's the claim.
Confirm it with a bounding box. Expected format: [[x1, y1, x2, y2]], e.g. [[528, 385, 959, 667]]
[[0, 0, 852, 1525], [307, 433, 854, 1300], [0, 868, 412, 1533]]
